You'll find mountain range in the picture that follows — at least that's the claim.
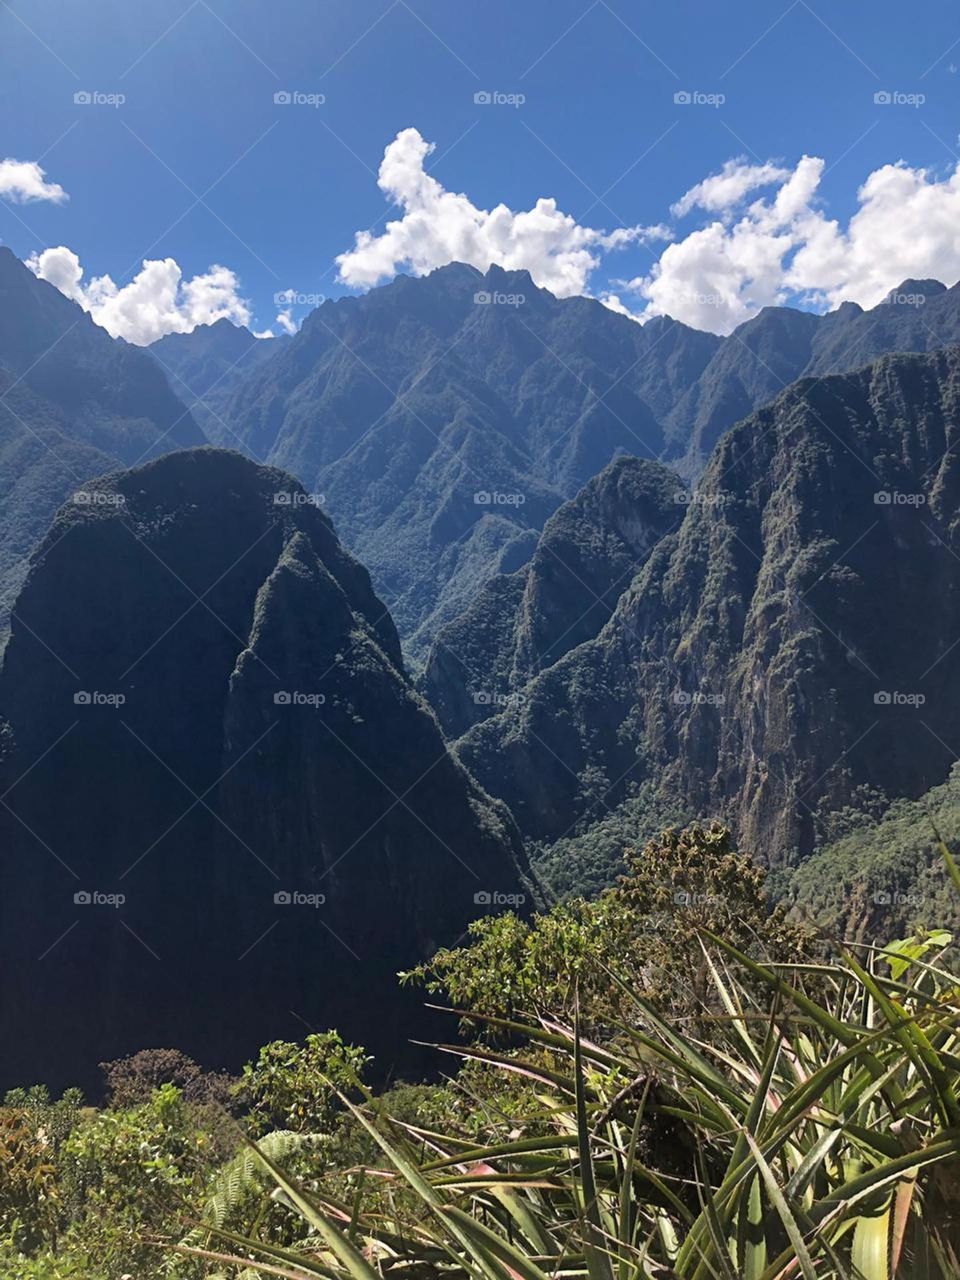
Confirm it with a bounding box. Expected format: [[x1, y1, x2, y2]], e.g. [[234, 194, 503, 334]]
[[2, 249, 960, 1083], [456, 344, 960, 863], [152, 265, 960, 666]]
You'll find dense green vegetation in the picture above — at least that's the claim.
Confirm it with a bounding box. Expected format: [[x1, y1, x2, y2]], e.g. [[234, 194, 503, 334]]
[[458, 345, 960, 867], [3, 824, 959, 1278], [785, 763, 960, 939]]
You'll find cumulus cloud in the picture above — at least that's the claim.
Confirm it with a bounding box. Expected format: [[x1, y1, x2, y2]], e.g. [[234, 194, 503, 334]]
[[0, 159, 68, 205], [26, 247, 252, 345], [336, 127, 670, 298], [670, 159, 791, 218], [609, 156, 960, 334]]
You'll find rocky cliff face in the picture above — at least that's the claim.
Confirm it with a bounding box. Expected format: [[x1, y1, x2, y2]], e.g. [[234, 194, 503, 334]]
[[456, 346, 960, 863], [0, 448, 532, 1091], [419, 456, 683, 738]]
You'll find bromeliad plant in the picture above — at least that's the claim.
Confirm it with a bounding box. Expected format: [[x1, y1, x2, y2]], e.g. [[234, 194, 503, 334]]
[[169, 850, 960, 1279]]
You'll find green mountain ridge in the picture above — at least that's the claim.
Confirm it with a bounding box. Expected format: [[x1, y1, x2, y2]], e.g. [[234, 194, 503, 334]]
[[419, 453, 685, 739], [159, 262, 960, 667], [455, 344, 960, 864]]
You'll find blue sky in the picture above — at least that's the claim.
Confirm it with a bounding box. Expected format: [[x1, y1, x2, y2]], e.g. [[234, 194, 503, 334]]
[[3, 0, 960, 340]]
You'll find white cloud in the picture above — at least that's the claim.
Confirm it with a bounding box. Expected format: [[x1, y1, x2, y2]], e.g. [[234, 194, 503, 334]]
[[0, 159, 68, 205], [671, 159, 790, 218], [336, 127, 669, 298], [274, 308, 297, 335], [26, 247, 252, 345], [610, 156, 960, 333]]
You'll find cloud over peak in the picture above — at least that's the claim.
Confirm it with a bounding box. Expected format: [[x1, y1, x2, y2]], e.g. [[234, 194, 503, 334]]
[[26, 247, 252, 345], [335, 127, 670, 299]]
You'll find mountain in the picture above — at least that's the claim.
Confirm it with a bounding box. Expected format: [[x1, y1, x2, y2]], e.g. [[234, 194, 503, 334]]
[[670, 278, 960, 477], [419, 455, 684, 739], [210, 262, 720, 663], [0, 247, 204, 634], [455, 345, 960, 864], [150, 318, 288, 441], [191, 264, 960, 666], [0, 447, 533, 1092]]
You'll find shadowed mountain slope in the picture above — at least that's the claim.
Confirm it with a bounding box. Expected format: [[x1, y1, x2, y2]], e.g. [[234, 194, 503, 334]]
[[0, 447, 532, 1092]]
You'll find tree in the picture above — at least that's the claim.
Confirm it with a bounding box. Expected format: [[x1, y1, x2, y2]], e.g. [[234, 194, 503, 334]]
[[239, 1032, 370, 1135], [403, 824, 812, 1034]]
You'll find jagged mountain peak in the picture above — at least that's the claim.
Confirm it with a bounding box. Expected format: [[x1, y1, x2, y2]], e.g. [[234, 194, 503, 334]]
[[880, 278, 948, 305]]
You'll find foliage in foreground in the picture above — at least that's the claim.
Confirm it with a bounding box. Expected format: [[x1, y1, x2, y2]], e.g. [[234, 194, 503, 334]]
[[3, 825, 960, 1279]]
